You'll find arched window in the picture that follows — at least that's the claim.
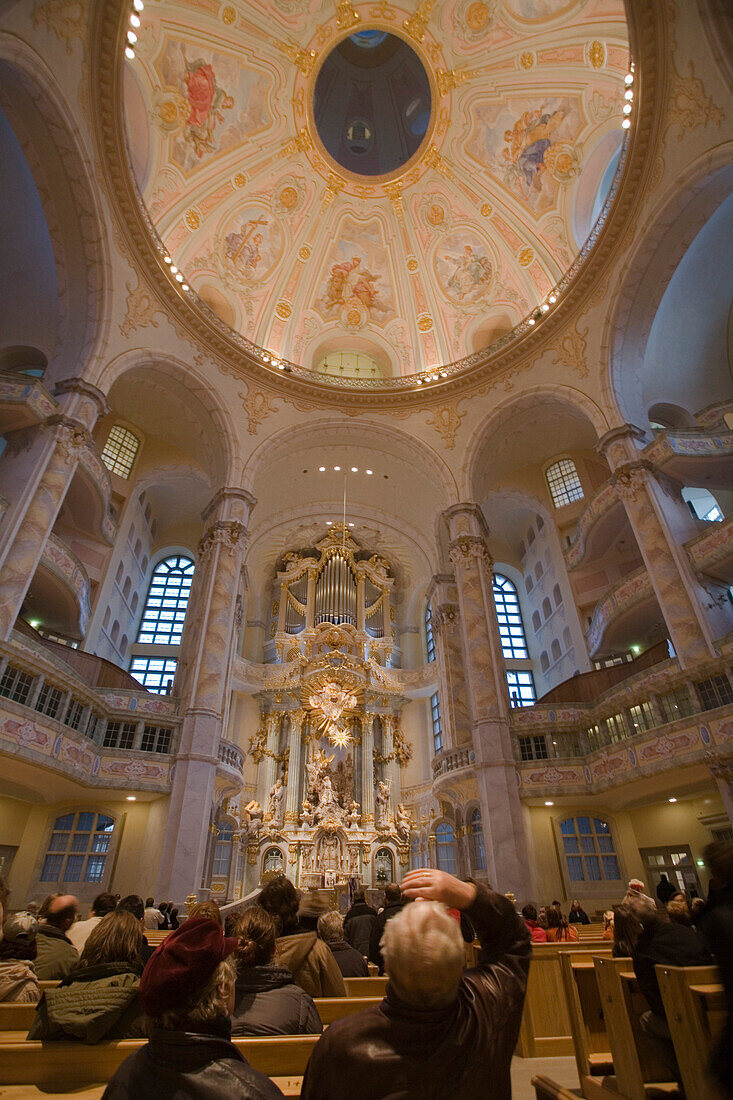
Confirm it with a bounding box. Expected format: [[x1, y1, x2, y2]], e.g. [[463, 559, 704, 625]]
[[375, 846, 395, 885], [425, 602, 435, 663], [551, 639, 562, 662], [540, 651, 550, 673], [435, 823, 457, 875], [130, 555, 195, 693], [545, 458, 584, 509], [531, 611, 541, 632], [469, 808, 486, 872], [410, 836, 421, 870], [553, 584, 562, 607], [542, 598, 553, 620], [492, 574, 528, 659], [101, 425, 140, 480], [559, 816, 621, 883], [430, 692, 443, 753], [212, 823, 233, 878], [40, 811, 114, 885], [263, 847, 284, 876]]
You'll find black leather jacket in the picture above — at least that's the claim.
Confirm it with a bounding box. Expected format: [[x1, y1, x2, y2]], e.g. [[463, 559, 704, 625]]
[[102, 1019, 284, 1099]]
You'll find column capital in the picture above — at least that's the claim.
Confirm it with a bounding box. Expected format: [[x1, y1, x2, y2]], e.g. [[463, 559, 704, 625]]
[[197, 519, 248, 561], [596, 424, 647, 470], [611, 459, 655, 503], [441, 502, 489, 542], [202, 486, 257, 527], [432, 602, 459, 629], [448, 534, 492, 572]]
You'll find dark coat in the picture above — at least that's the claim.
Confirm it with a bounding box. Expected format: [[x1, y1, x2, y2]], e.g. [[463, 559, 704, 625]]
[[697, 884, 733, 1097], [327, 940, 369, 977], [368, 901, 406, 974], [568, 907, 590, 924], [273, 930, 346, 998], [101, 1019, 284, 1099], [343, 902, 377, 957], [230, 964, 322, 1036], [34, 923, 79, 981], [301, 884, 530, 1100], [27, 961, 145, 1042], [632, 918, 713, 1017], [656, 877, 677, 904]]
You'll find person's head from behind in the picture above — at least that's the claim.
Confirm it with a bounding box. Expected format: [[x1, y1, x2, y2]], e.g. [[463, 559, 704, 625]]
[[704, 839, 733, 888], [117, 894, 144, 923], [228, 905, 276, 971], [547, 905, 567, 930], [0, 911, 38, 960], [604, 910, 614, 931], [91, 892, 117, 918], [79, 910, 144, 970], [521, 904, 538, 923], [140, 917, 239, 1029], [317, 911, 344, 945], [690, 897, 705, 918], [384, 883, 401, 906], [353, 890, 366, 904], [381, 900, 464, 1009], [613, 902, 643, 954], [43, 895, 79, 931], [145, 897, 155, 908], [258, 875, 300, 935], [189, 900, 223, 926], [666, 898, 691, 926], [627, 891, 658, 928]]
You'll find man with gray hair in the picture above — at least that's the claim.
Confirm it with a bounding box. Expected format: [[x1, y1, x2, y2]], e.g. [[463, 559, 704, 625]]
[[317, 911, 368, 977], [301, 869, 530, 1099]]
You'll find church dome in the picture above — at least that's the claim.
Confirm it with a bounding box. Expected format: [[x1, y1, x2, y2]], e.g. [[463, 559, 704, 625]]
[[121, 0, 631, 389]]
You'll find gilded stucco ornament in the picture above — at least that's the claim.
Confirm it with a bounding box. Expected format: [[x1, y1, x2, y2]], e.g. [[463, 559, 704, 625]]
[[426, 404, 464, 449], [551, 321, 589, 379], [197, 520, 247, 560], [449, 534, 492, 570]]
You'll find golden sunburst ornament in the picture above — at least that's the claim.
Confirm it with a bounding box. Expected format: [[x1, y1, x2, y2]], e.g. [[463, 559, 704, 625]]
[[307, 676, 359, 744]]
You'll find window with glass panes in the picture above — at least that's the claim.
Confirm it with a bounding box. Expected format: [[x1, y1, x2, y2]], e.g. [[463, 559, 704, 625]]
[[430, 692, 443, 753], [658, 687, 694, 724], [469, 807, 486, 871], [40, 811, 115, 884], [435, 822, 457, 875], [492, 574, 529, 658], [129, 657, 179, 695], [506, 669, 536, 707], [0, 665, 34, 704], [35, 682, 63, 719], [695, 675, 733, 711], [603, 713, 627, 743], [629, 701, 654, 734], [559, 816, 621, 883], [100, 425, 140, 479], [545, 458, 584, 508], [65, 698, 85, 730], [425, 602, 435, 663], [518, 735, 548, 761], [136, 556, 194, 646], [103, 721, 136, 749], [212, 824, 233, 877], [140, 725, 172, 754]]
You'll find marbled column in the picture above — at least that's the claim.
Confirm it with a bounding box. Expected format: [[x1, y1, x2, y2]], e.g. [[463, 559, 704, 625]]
[[155, 488, 256, 903], [429, 574, 472, 751], [361, 713, 375, 825], [443, 502, 533, 901], [707, 757, 733, 826], [261, 713, 281, 804], [0, 420, 87, 639], [600, 426, 716, 666], [285, 709, 305, 824]]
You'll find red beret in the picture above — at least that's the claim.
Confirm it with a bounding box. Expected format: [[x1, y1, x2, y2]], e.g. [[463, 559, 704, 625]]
[[140, 917, 239, 1017]]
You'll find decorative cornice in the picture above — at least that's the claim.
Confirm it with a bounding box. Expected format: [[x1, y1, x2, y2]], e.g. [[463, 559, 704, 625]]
[[88, 0, 666, 409]]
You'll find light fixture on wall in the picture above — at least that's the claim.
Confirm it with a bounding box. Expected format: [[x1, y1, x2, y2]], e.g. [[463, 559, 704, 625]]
[[545, 800, 554, 807], [126, 796, 136, 801], [668, 797, 677, 803]]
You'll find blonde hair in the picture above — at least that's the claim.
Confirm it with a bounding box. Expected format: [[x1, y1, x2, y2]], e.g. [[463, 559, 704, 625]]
[[317, 910, 343, 944], [381, 901, 464, 1008], [157, 957, 236, 1030]]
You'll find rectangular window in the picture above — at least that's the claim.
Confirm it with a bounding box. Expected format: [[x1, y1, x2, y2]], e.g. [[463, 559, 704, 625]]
[[35, 683, 64, 719], [506, 670, 536, 708], [0, 666, 34, 705], [518, 735, 548, 761], [85, 855, 106, 883], [129, 657, 178, 695], [141, 725, 173, 754], [101, 424, 139, 479], [40, 854, 64, 881], [430, 693, 443, 754], [658, 687, 694, 724], [425, 605, 436, 663], [103, 721, 137, 750], [65, 699, 85, 731], [695, 675, 733, 711], [604, 713, 627, 743], [560, 816, 622, 885], [629, 701, 655, 734], [545, 458, 584, 509]]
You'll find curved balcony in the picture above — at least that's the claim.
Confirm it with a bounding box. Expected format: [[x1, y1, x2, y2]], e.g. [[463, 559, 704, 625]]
[[0, 372, 56, 432], [584, 566, 658, 657], [643, 427, 733, 489], [432, 746, 475, 791], [218, 739, 245, 781], [32, 533, 93, 639], [687, 514, 733, 584], [564, 480, 627, 571], [64, 446, 117, 546]]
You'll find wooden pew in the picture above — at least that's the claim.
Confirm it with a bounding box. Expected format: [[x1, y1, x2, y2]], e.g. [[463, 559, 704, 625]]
[[577, 923, 606, 940], [144, 930, 171, 946], [593, 956, 681, 1099], [532, 1076, 580, 1100], [0, 1034, 320, 1090], [0, 997, 382, 1036], [559, 953, 619, 1097], [516, 941, 610, 1058], [366, 961, 379, 976], [344, 976, 388, 997], [656, 964, 726, 1100]]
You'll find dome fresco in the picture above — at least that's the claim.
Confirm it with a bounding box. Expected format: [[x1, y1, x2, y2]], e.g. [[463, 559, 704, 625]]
[[123, 0, 630, 382]]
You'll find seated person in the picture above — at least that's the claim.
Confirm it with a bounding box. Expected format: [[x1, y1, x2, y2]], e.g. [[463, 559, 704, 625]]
[[143, 897, 163, 931], [0, 910, 40, 1003], [28, 910, 147, 1041], [568, 899, 590, 925], [116, 895, 155, 962], [545, 905, 578, 942], [68, 892, 117, 953], [612, 903, 642, 957], [102, 917, 284, 1099], [602, 910, 614, 941], [35, 895, 79, 980], [343, 889, 377, 957], [227, 905, 322, 1036], [301, 868, 531, 1100], [521, 903, 547, 943], [368, 883, 406, 974], [258, 876, 345, 998], [317, 911, 369, 977]]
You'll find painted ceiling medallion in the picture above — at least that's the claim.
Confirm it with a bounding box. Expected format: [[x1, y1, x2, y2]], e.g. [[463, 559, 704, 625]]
[[123, 0, 630, 384]]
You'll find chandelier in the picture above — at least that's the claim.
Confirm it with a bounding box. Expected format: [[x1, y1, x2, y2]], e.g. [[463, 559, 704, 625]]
[[308, 679, 358, 745]]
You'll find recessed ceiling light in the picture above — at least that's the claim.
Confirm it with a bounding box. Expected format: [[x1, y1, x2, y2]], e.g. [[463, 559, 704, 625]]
[[133, 0, 144, 9], [170, 265, 178, 274], [333, 466, 340, 471], [668, 797, 677, 803], [624, 71, 634, 84], [548, 294, 557, 303], [326, 520, 333, 526], [126, 796, 136, 802], [545, 801, 554, 807], [624, 89, 634, 100], [528, 317, 536, 325], [130, 14, 140, 27], [366, 469, 373, 475], [348, 522, 355, 527], [175, 272, 184, 282], [319, 466, 326, 472], [416, 378, 423, 385], [622, 103, 632, 115], [127, 29, 137, 43], [622, 118, 631, 129], [351, 467, 358, 472], [181, 283, 189, 291], [125, 46, 135, 58]]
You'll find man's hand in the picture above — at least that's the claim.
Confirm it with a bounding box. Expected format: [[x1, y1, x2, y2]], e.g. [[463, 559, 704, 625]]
[[401, 868, 477, 910]]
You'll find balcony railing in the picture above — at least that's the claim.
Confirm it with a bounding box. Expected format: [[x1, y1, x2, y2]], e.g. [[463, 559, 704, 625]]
[[432, 746, 475, 779], [218, 739, 245, 775]]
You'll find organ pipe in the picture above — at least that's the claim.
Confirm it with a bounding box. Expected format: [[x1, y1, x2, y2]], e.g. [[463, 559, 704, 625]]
[[314, 553, 356, 626]]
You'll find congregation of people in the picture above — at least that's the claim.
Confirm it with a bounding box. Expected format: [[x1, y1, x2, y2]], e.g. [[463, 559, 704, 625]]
[[0, 841, 731, 1097]]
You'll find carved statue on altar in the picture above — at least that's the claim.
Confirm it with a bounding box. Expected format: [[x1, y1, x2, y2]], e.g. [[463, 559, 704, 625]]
[[242, 800, 264, 838], [300, 798, 317, 827], [316, 831, 344, 873], [266, 778, 285, 827], [315, 774, 347, 827], [306, 746, 334, 800], [347, 799, 361, 830], [395, 803, 414, 841], [331, 757, 354, 803], [375, 779, 391, 829]]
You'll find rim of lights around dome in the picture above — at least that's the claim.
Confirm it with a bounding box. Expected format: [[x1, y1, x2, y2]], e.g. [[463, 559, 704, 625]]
[[93, 0, 657, 406]]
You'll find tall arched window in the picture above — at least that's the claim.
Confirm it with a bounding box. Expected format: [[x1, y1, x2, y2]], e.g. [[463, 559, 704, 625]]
[[425, 602, 435, 663], [40, 811, 115, 885], [129, 555, 194, 693], [435, 822, 457, 875], [469, 807, 486, 872], [100, 424, 140, 480], [430, 692, 443, 753], [545, 458, 584, 508], [492, 574, 528, 658], [212, 823, 233, 878], [559, 815, 621, 883]]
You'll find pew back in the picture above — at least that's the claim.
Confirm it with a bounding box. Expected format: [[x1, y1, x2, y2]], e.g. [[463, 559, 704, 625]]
[[656, 964, 725, 1100], [516, 942, 610, 1058], [344, 976, 388, 997], [559, 953, 616, 1084], [593, 957, 680, 1099], [532, 1075, 581, 1100]]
